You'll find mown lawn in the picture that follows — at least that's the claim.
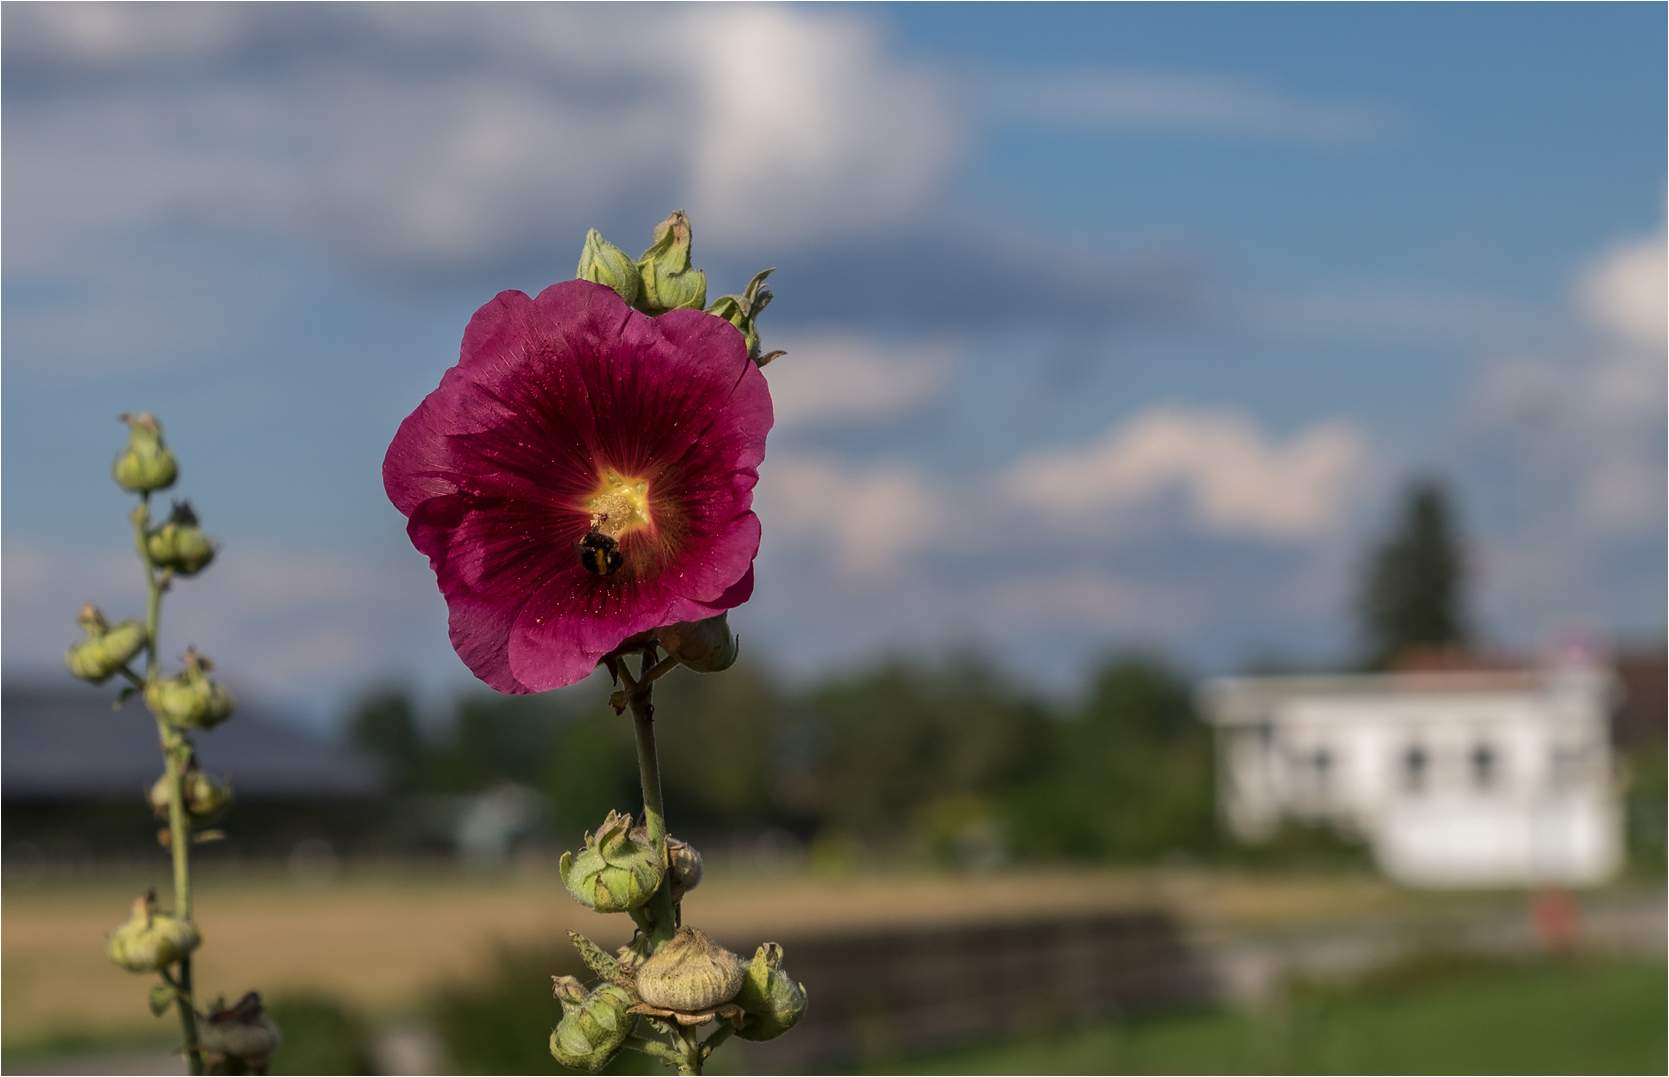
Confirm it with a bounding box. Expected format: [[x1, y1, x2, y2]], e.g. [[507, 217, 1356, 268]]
[[883, 955, 1667, 1076]]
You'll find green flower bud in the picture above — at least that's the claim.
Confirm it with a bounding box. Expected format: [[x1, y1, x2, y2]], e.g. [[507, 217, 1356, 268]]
[[706, 268, 778, 365], [632, 927, 743, 1014], [106, 890, 199, 972], [655, 613, 739, 674], [636, 210, 707, 313], [199, 992, 283, 1066], [148, 761, 234, 825], [64, 604, 147, 684], [668, 837, 704, 902], [577, 229, 642, 307], [548, 976, 635, 1073], [146, 501, 216, 576], [558, 810, 664, 912], [733, 942, 808, 1041], [112, 413, 178, 493], [144, 648, 234, 730]]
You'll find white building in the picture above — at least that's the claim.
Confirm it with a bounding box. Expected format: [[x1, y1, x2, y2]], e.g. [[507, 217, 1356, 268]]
[[1199, 667, 1623, 888]]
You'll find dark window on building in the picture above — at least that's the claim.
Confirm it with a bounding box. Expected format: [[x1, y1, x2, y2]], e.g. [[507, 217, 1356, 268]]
[[1471, 744, 1496, 789], [1403, 745, 1429, 792], [1312, 747, 1333, 787]]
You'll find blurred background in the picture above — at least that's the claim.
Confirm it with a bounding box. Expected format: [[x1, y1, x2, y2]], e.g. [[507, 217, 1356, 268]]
[[2, 4, 1663, 1075]]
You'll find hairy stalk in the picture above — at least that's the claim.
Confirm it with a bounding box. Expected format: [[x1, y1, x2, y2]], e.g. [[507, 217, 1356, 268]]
[[134, 495, 202, 1075], [675, 1023, 703, 1076], [622, 1034, 683, 1067]]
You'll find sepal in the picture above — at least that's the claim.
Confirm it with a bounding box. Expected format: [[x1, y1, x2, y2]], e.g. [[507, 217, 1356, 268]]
[[146, 501, 216, 576], [106, 890, 199, 973], [112, 413, 178, 493], [733, 941, 808, 1041], [144, 648, 234, 730], [577, 229, 642, 306], [548, 977, 635, 1073], [557, 810, 664, 912], [65, 604, 147, 684], [636, 211, 707, 313]]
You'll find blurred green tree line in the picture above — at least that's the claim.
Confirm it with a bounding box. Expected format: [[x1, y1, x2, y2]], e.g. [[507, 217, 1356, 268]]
[[345, 650, 1222, 867]]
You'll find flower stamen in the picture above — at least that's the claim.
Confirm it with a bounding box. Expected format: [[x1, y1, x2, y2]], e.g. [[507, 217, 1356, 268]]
[[585, 470, 652, 540]]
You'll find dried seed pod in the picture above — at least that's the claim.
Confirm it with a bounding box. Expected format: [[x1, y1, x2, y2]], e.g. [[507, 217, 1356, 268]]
[[198, 992, 282, 1068], [633, 926, 743, 1013]]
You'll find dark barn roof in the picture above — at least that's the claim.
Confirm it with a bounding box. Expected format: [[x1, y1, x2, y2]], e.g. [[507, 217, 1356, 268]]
[[3, 683, 386, 800]]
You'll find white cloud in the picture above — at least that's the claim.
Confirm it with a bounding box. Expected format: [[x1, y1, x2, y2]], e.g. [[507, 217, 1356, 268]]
[[1577, 231, 1667, 348], [684, 6, 959, 245], [1001, 407, 1372, 541], [4, 4, 960, 276], [755, 456, 944, 576], [992, 71, 1382, 143], [764, 334, 956, 429]]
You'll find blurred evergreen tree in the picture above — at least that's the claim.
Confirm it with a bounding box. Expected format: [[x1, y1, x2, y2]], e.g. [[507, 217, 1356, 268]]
[[1358, 477, 1469, 668]]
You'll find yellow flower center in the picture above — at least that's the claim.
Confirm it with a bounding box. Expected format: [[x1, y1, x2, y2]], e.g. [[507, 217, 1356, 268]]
[[585, 469, 651, 539]]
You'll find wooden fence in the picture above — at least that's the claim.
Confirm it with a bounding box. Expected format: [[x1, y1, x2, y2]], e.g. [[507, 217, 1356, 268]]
[[718, 909, 1208, 1072]]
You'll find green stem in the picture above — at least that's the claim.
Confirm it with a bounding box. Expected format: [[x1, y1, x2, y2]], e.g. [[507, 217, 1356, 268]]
[[133, 494, 202, 1076], [627, 652, 679, 948], [674, 1023, 703, 1076]]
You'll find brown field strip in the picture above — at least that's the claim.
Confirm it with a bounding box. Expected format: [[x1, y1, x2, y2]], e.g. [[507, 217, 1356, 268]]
[[2, 863, 1443, 1048]]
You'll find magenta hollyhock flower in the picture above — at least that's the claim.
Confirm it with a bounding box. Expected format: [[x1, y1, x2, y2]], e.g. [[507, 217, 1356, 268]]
[[383, 279, 772, 693]]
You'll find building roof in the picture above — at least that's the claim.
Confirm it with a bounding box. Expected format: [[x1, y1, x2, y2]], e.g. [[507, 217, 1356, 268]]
[[1198, 667, 1618, 726], [2, 682, 386, 800]]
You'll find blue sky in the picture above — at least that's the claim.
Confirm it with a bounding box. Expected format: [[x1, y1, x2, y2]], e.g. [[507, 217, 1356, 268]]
[[4, 3, 1663, 729]]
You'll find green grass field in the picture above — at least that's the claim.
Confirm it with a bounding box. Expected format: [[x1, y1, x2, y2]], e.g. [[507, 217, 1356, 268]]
[[883, 954, 1667, 1076]]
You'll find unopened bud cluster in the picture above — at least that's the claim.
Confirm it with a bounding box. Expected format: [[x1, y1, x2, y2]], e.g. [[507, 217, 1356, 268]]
[[576, 212, 783, 367], [552, 810, 807, 1069]]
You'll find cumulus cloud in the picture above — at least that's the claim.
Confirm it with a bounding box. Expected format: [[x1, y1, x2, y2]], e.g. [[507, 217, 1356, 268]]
[[755, 456, 945, 576], [1577, 230, 1667, 349], [3, 3, 959, 276], [765, 334, 956, 429], [1458, 228, 1665, 647], [992, 71, 1382, 143], [682, 6, 958, 245], [1001, 407, 1372, 541]]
